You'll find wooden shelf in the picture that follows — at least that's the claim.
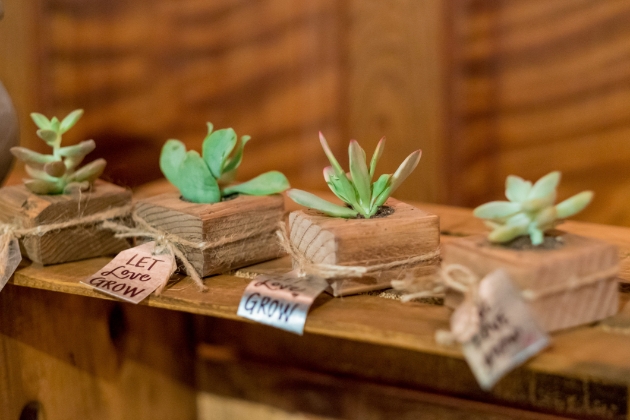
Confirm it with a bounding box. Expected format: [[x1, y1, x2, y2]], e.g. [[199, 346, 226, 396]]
[[8, 201, 630, 419]]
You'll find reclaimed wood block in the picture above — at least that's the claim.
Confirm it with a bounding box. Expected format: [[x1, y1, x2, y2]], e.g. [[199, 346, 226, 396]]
[[0, 180, 131, 265], [135, 193, 285, 277], [442, 232, 619, 332], [288, 198, 440, 296]]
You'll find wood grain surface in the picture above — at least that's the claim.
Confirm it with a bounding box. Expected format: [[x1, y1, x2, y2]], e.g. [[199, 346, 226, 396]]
[[7, 200, 630, 418], [0, 284, 197, 420], [0, 180, 131, 264], [288, 198, 440, 296], [446, 0, 630, 226], [443, 233, 619, 332], [136, 193, 285, 276]]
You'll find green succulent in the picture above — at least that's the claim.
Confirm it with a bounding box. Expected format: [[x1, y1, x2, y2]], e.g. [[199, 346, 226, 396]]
[[287, 132, 421, 218], [10, 109, 106, 194], [160, 123, 290, 203], [473, 171, 593, 246]]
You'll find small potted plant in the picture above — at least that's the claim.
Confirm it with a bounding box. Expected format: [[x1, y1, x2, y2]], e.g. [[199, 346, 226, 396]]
[[135, 123, 290, 277], [442, 171, 619, 332], [0, 109, 131, 265], [285, 133, 440, 297]]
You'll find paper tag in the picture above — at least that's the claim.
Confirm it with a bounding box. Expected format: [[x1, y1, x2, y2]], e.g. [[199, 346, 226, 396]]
[[81, 241, 175, 304], [0, 238, 22, 292], [237, 271, 329, 335], [459, 269, 549, 390]]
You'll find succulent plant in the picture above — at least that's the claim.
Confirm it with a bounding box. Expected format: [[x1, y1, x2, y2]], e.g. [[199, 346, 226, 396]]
[[473, 171, 593, 246], [10, 109, 106, 194], [160, 123, 290, 203], [287, 133, 421, 218]]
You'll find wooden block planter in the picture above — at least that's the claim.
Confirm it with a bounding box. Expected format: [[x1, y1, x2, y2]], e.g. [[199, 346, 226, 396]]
[[0, 180, 132, 265], [288, 198, 440, 297], [135, 193, 285, 277], [442, 232, 619, 332]]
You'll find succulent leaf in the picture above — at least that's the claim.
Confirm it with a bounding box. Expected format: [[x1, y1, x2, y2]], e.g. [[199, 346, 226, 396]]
[[505, 175, 532, 202], [160, 139, 188, 187], [10, 147, 57, 165], [50, 117, 60, 133], [30, 113, 51, 130], [528, 226, 544, 246], [222, 135, 251, 174], [63, 181, 90, 194], [473, 201, 522, 219], [371, 174, 391, 208], [202, 127, 237, 179], [487, 223, 528, 243], [287, 189, 358, 218], [528, 171, 560, 200], [324, 167, 349, 203], [178, 151, 221, 203], [57, 140, 96, 158], [24, 179, 63, 194], [44, 161, 66, 177], [369, 137, 385, 179], [25, 165, 59, 182], [222, 171, 289, 196], [59, 109, 84, 134], [348, 140, 371, 210], [68, 159, 106, 184], [477, 171, 592, 245], [389, 150, 422, 195], [37, 129, 59, 147], [555, 191, 593, 219]]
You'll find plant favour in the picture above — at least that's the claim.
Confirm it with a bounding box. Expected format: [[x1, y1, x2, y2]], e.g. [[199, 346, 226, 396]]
[[287, 133, 421, 218], [473, 171, 593, 246], [160, 123, 290, 203], [11, 109, 105, 194]]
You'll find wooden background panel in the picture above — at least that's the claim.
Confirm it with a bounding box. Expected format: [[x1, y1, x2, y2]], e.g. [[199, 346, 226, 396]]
[[3, 0, 348, 191], [448, 0, 630, 226], [0, 284, 197, 420], [346, 0, 447, 204]]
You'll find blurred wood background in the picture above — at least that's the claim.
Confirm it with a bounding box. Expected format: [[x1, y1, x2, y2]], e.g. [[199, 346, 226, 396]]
[[2, 0, 630, 226]]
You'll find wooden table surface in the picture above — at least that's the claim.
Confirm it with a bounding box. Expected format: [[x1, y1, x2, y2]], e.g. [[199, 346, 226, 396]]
[[8, 194, 630, 419]]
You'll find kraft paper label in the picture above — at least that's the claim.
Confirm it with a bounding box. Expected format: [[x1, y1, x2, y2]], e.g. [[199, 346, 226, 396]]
[[237, 271, 329, 335], [0, 238, 22, 292], [81, 241, 175, 303], [457, 269, 549, 390]]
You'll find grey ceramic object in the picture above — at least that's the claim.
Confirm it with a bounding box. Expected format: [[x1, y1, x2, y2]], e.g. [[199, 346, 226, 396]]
[[0, 1, 19, 184]]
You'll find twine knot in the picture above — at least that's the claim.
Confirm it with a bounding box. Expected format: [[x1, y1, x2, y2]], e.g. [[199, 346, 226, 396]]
[[276, 222, 440, 280]]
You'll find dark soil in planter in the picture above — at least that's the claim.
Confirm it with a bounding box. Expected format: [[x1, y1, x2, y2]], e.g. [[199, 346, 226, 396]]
[[179, 193, 240, 203], [497, 233, 565, 251], [354, 205, 395, 219]]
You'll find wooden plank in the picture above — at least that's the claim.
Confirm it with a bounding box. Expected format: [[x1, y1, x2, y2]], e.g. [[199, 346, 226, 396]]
[[346, 0, 448, 204], [196, 353, 572, 419], [0, 284, 197, 420], [447, 0, 630, 227]]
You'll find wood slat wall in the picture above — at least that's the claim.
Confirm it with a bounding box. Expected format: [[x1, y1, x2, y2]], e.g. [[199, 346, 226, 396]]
[[447, 0, 630, 225]]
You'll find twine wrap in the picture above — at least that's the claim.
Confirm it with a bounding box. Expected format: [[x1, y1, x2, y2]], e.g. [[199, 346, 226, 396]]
[[102, 212, 211, 294], [393, 263, 620, 346], [276, 222, 441, 279], [0, 205, 133, 281]]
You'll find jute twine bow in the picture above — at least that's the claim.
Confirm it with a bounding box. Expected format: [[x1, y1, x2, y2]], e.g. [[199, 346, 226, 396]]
[[276, 222, 441, 279], [395, 264, 485, 346], [102, 212, 210, 294], [0, 205, 133, 280]]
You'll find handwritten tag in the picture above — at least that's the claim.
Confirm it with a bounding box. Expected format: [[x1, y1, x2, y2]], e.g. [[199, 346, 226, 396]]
[[237, 271, 329, 335], [458, 269, 549, 390], [0, 238, 22, 292], [81, 241, 175, 304]]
